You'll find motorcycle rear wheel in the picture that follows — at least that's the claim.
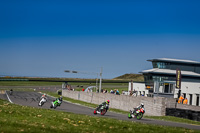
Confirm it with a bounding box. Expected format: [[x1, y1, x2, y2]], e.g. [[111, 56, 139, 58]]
[[93, 110, 97, 115], [128, 113, 132, 119]]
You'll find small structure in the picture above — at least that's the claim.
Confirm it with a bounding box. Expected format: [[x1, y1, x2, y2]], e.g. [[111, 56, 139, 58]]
[[128, 82, 149, 96], [62, 82, 74, 90], [84, 86, 97, 92]]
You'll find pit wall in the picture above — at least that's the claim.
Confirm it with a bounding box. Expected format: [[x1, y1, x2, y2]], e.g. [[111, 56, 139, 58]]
[[62, 90, 174, 116]]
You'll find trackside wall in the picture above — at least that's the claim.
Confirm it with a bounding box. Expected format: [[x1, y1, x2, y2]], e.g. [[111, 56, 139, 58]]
[[62, 90, 171, 116]]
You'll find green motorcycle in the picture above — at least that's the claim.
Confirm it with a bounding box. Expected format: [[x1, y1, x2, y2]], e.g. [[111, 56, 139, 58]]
[[50, 99, 62, 109], [128, 107, 145, 120]]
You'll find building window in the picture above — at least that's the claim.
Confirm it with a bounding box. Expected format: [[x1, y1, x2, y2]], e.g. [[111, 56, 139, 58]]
[[183, 93, 186, 99], [153, 62, 157, 68], [196, 94, 199, 106], [164, 83, 169, 93], [189, 94, 193, 105]]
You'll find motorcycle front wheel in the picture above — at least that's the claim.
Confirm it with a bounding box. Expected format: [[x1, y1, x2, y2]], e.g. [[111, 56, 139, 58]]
[[101, 109, 107, 115], [50, 104, 53, 108], [136, 112, 143, 120], [53, 104, 57, 109]]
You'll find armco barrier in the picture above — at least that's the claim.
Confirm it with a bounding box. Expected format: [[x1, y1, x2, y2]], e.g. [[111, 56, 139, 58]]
[[62, 90, 170, 116]]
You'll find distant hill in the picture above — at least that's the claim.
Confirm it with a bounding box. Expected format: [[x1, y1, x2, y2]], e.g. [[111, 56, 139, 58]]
[[113, 73, 144, 82]]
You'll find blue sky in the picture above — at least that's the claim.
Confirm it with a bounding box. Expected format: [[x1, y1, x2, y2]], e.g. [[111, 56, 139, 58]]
[[0, 0, 200, 79]]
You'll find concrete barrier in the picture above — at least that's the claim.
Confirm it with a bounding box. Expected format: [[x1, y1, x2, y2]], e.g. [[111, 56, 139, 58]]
[[62, 90, 170, 116]]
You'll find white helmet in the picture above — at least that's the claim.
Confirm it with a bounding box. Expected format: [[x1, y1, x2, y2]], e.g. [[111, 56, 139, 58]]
[[141, 103, 144, 107]]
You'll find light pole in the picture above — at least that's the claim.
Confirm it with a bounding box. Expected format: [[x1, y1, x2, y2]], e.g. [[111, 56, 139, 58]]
[[99, 67, 103, 93], [64, 68, 102, 93]]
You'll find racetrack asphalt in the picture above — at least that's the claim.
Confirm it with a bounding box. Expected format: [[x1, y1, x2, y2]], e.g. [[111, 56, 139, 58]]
[[1, 91, 200, 130]]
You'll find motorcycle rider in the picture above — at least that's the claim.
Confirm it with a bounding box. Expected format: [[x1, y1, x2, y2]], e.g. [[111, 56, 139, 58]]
[[137, 103, 144, 109], [9, 89, 13, 95], [38, 93, 47, 106], [131, 103, 145, 117], [55, 96, 63, 106], [96, 100, 110, 113], [40, 93, 47, 100], [58, 96, 63, 101]]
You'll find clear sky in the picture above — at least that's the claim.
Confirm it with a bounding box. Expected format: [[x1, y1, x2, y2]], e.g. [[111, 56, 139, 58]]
[[0, 0, 200, 79]]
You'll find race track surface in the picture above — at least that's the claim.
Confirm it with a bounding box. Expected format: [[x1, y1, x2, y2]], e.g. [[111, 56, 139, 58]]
[[2, 91, 200, 130]]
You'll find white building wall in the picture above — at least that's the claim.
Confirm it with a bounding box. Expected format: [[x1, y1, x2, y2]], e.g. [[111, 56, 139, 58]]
[[128, 81, 200, 106], [176, 82, 200, 106], [181, 82, 200, 94], [128, 82, 148, 96]]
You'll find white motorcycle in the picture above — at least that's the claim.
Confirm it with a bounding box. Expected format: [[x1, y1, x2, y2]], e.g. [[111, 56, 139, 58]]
[[38, 98, 47, 106]]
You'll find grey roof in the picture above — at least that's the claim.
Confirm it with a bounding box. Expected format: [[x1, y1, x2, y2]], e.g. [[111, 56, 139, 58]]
[[140, 68, 200, 77], [147, 58, 200, 65]]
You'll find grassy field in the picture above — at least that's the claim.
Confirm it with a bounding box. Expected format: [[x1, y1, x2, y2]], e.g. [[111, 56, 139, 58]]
[[0, 81, 128, 94], [0, 81, 127, 87], [0, 99, 199, 133], [0, 81, 61, 86]]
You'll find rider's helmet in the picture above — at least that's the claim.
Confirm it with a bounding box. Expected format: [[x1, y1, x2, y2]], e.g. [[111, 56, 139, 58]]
[[44, 93, 46, 96], [106, 100, 110, 104], [141, 103, 144, 107], [60, 96, 62, 99]]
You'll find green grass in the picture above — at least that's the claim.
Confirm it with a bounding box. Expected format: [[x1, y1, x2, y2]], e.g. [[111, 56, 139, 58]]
[[0, 99, 199, 133], [0, 81, 128, 94], [0, 88, 35, 92], [0, 81, 61, 86]]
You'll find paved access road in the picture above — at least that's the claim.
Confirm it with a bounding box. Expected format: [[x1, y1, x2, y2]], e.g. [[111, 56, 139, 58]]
[[2, 91, 200, 130]]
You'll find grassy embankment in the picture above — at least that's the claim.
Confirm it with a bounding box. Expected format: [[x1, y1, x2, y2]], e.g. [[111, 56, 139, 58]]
[[0, 99, 199, 133]]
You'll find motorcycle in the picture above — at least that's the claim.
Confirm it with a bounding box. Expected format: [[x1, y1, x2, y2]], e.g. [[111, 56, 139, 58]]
[[128, 107, 145, 120], [38, 97, 47, 106], [9, 89, 13, 95], [94, 104, 109, 115], [50, 99, 62, 109]]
